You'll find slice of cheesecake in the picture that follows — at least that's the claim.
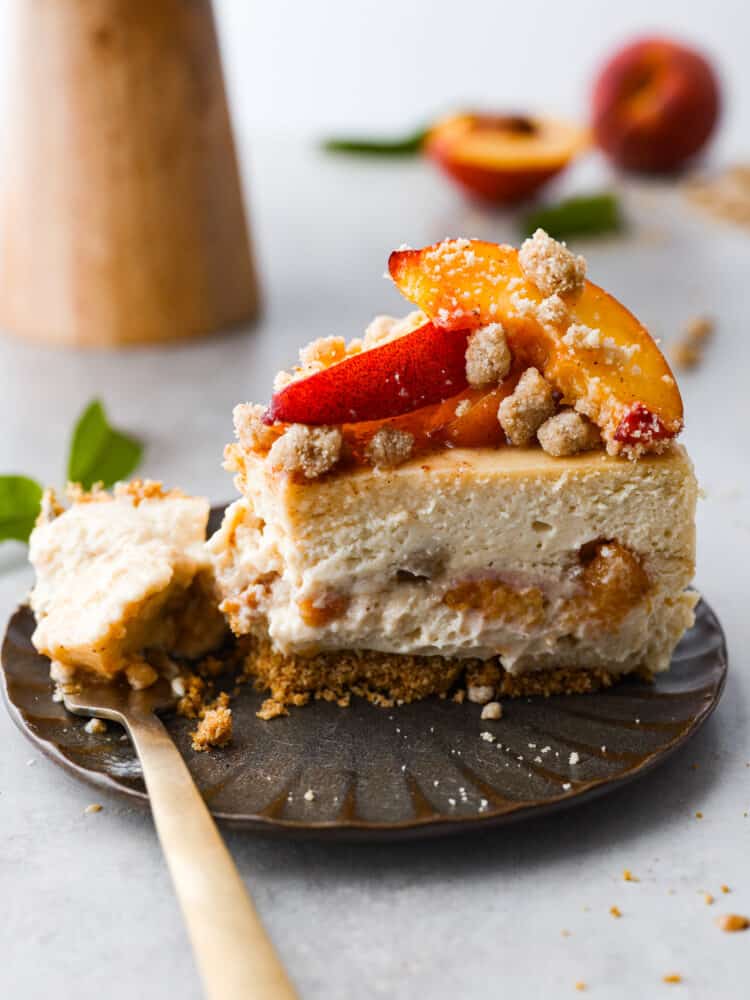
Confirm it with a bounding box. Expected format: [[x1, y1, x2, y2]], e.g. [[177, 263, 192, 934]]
[[29, 481, 226, 690], [210, 232, 698, 716]]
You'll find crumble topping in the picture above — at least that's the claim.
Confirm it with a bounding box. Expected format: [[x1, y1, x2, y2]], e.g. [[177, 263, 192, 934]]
[[537, 409, 601, 457], [84, 803, 103, 814], [299, 336, 348, 369], [365, 427, 415, 468], [363, 311, 426, 350], [684, 164, 750, 228], [498, 367, 556, 445], [234, 403, 279, 454], [268, 423, 342, 479], [518, 229, 586, 297], [37, 488, 65, 525], [465, 323, 512, 387], [454, 399, 471, 418], [670, 315, 714, 370], [244, 638, 619, 719], [84, 717, 107, 735], [191, 696, 233, 752]]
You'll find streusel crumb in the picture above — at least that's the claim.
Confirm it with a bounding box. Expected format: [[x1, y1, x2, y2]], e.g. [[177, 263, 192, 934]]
[[670, 315, 714, 370], [363, 311, 426, 350], [498, 367, 556, 445], [233, 403, 279, 454], [113, 480, 184, 505], [365, 427, 415, 468], [465, 323, 512, 387], [191, 702, 233, 752], [299, 336, 347, 369], [537, 409, 601, 457], [519, 229, 586, 297], [245, 639, 616, 719], [268, 424, 342, 479], [37, 488, 64, 525]]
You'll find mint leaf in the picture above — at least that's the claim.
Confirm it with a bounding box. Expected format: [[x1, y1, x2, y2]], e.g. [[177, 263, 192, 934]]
[[322, 125, 430, 156], [67, 399, 143, 490], [0, 476, 43, 543], [521, 193, 623, 240]]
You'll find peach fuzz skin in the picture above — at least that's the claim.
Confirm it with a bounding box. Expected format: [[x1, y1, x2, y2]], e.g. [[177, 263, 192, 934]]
[[592, 36, 720, 174]]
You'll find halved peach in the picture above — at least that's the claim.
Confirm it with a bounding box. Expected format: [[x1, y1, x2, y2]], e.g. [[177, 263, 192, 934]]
[[426, 113, 589, 204], [389, 239, 683, 454]]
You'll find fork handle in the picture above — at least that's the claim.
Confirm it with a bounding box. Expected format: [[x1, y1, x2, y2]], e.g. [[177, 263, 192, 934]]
[[126, 711, 298, 1000]]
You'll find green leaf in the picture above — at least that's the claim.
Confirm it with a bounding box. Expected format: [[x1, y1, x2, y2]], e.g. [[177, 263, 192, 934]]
[[0, 476, 43, 543], [521, 193, 623, 241], [321, 125, 430, 156], [67, 399, 143, 490]]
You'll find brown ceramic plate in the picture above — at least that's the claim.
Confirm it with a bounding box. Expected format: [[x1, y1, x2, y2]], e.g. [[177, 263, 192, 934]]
[[1, 593, 726, 841]]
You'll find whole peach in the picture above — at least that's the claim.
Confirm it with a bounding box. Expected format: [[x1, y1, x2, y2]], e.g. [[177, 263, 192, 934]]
[[592, 37, 720, 173]]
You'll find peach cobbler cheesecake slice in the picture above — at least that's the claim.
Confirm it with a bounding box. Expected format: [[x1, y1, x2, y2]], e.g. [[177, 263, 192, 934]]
[[29, 481, 226, 694], [210, 231, 697, 717]]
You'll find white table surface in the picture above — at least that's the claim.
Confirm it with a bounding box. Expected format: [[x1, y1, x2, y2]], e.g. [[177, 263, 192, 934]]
[[1, 136, 748, 1000]]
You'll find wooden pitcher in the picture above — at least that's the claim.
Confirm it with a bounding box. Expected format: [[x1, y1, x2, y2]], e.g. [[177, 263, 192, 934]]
[[0, 0, 259, 348]]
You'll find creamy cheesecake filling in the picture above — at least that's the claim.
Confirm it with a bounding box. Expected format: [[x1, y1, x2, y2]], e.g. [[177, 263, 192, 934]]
[[30, 483, 226, 684], [210, 489, 694, 676]]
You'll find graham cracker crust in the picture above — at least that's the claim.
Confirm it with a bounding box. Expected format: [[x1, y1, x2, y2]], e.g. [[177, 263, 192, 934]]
[[244, 639, 617, 720]]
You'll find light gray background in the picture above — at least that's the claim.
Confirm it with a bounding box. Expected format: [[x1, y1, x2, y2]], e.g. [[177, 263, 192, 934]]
[[1, 3, 749, 998]]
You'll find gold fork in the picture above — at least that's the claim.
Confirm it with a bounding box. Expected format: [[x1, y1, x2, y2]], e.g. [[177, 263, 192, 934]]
[[64, 678, 297, 1000]]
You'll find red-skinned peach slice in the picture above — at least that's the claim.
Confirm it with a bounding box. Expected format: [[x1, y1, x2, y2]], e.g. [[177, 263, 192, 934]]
[[266, 321, 470, 426], [388, 239, 683, 454], [426, 113, 588, 204]]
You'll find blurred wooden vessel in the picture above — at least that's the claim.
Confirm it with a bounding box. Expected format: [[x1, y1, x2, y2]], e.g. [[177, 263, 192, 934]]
[[0, 0, 259, 348]]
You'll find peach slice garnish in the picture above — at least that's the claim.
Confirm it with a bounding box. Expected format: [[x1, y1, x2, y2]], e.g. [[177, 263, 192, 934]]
[[266, 321, 470, 426], [426, 113, 588, 204], [389, 239, 683, 455]]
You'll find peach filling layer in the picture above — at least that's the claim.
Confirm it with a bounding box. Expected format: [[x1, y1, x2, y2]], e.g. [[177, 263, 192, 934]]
[[444, 541, 650, 632], [294, 541, 650, 636]]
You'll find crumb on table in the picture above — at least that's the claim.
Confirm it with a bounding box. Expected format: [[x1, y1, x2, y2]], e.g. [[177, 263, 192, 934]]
[[716, 914, 748, 932]]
